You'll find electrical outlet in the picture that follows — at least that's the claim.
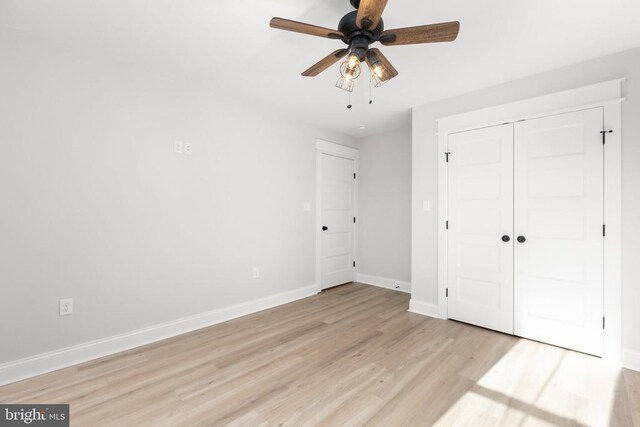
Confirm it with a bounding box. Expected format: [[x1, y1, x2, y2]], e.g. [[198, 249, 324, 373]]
[[252, 267, 260, 279], [59, 298, 73, 316], [174, 140, 184, 154], [184, 143, 192, 155]]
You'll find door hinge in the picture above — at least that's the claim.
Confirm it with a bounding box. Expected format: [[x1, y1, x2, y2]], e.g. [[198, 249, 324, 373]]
[[603, 224, 606, 237], [601, 130, 613, 145], [445, 152, 451, 163], [603, 317, 606, 329], [446, 220, 449, 230], [446, 288, 449, 298], [353, 261, 356, 268], [354, 173, 356, 179]]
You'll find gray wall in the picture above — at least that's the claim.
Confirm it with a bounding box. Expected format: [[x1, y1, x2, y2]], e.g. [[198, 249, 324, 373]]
[[356, 129, 412, 284], [412, 47, 640, 354], [0, 28, 354, 363]]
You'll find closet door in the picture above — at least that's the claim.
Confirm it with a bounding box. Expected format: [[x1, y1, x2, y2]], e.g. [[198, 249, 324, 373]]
[[448, 124, 514, 334], [514, 108, 604, 356]]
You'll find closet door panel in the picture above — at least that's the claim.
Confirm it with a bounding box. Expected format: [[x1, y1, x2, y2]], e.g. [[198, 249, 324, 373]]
[[514, 108, 604, 356], [447, 124, 514, 334]]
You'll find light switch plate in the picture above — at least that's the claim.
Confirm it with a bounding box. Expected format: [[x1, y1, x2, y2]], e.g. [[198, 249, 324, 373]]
[[303, 202, 311, 211]]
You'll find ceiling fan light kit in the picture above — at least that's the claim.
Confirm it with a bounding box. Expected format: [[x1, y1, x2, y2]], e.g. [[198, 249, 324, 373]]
[[336, 59, 361, 92], [270, 0, 460, 100]]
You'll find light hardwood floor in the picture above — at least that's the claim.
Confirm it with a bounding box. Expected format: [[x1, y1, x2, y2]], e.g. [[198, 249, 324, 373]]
[[1, 283, 638, 426]]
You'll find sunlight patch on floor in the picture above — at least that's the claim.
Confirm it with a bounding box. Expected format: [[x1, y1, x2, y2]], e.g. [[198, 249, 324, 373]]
[[433, 389, 521, 426], [435, 339, 622, 426]]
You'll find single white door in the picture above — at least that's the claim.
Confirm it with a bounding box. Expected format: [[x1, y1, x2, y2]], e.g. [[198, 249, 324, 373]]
[[514, 108, 604, 356], [447, 124, 514, 334], [320, 153, 355, 289]]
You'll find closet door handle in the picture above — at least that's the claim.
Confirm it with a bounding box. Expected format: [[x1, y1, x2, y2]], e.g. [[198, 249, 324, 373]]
[[517, 236, 527, 243], [322, 226, 328, 231], [501, 235, 511, 243]]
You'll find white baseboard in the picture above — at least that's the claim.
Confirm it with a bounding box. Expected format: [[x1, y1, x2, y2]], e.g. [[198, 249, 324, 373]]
[[356, 273, 411, 293], [408, 299, 440, 319], [0, 285, 319, 386], [622, 348, 640, 372]]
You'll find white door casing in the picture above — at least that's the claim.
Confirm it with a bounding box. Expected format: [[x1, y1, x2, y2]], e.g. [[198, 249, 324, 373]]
[[514, 108, 604, 356], [319, 153, 355, 290], [447, 124, 515, 334]]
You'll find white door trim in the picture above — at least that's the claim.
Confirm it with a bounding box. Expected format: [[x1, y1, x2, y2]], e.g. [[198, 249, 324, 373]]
[[436, 79, 626, 135], [315, 140, 359, 294], [431, 79, 624, 363]]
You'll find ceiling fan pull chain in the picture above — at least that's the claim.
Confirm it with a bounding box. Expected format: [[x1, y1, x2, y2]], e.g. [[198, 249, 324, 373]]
[[369, 71, 373, 105], [347, 91, 352, 109]]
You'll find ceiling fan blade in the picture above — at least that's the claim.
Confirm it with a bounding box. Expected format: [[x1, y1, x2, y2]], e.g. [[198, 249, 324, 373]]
[[270, 17, 343, 40], [380, 21, 460, 46], [302, 49, 349, 77], [366, 48, 398, 81], [356, 0, 388, 30]]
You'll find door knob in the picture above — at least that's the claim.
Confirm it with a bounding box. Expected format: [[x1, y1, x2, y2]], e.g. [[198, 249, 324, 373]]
[[502, 235, 511, 243], [517, 236, 526, 243], [322, 226, 328, 231]]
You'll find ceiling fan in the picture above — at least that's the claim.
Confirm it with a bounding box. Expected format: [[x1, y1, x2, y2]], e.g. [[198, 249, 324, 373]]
[[270, 0, 460, 92]]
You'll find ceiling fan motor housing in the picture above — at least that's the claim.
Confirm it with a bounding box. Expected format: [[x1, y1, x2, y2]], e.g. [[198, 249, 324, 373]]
[[338, 11, 384, 58]]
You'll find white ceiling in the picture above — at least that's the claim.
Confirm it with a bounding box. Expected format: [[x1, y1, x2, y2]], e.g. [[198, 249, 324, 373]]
[[1, 0, 639, 136]]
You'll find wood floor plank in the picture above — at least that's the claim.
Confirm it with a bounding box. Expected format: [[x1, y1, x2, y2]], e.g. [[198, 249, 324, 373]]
[[0, 283, 637, 426], [625, 369, 640, 425]]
